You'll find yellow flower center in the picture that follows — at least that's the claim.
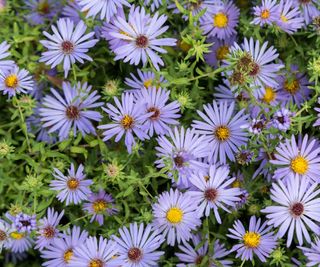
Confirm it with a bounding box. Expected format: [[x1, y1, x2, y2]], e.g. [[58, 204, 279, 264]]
[[67, 177, 79, 190], [262, 86, 276, 104], [215, 126, 230, 142], [284, 79, 300, 94], [89, 259, 103, 267], [5, 74, 18, 88], [261, 9, 270, 19], [213, 13, 228, 28], [166, 207, 183, 224], [92, 200, 107, 213], [10, 232, 24, 240], [243, 231, 261, 248], [216, 45, 229, 60], [143, 78, 153, 88], [290, 156, 309, 174], [281, 14, 288, 22], [121, 115, 134, 130], [232, 179, 241, 188], [63, 249, 73, 263]]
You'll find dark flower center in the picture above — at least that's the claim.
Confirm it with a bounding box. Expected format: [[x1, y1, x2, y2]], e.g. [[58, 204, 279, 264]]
[[147, 107, 161, 120], [290, 202, 304, 217], [204, 188, 218, 202], [249, 62, 260, 76], [277, 116, 285, 124], [20, 220, 31, 227], [37, 2, 50, 14], [195, 255, 203, 265], [0, 230, 7, 241], [43, 226, 55, 238], [252, 120, 264, 130], [174, 155, 184, 168], [136, 35, 149, 48], [230, 71, 245, 86], [66, 105, 80, 120], [61, 41, 74, 54], [128, 247, 143, 262], [299, 0, 311, 3]]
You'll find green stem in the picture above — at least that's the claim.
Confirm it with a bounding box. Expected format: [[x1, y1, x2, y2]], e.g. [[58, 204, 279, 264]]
[[15, 97, 31, 152], [240, 259, 246, 267]]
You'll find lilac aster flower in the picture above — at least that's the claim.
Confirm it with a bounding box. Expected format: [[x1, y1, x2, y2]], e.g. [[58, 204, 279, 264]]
[[227, 216, 277, 262], [176, 235, 232, 267], [294, 0, 320, 25], [98, 93, 150, 153], [299, 237, 320, 266], [113, 222, 164, 266], [155, 127, 210, 188], [50, 163, 93, 205], [0, 66, 34, 98], [272, 107, 293, 131], [62, 0, 82, 23], [40, 18, 99, 77], [270, 134, 320, 183], [261, 176, 320, 247], [0, 41, 14, 71], [188, 165, 241, 222], [25, 0, 61, 25], [35, 208, 64, 250], [201, 1, 240, 40], [109, 6, 177, 70], [152, 189, 201, 246], [41, 226, 88, 267], [77, 0, 130, 22], [276, 65, 312, 108], [70, 236, 123, 267], [276, 0, 304, 34], [192, 101, 249, 164], [0, 220, 13, 252], [83, 190, 118, 226], [39, 82, 103, 141], [7, 231, 33, 253], [136, 87, 181, 137], [252, 0, 279, 26], [14, 213, 37, 233], [254, 85, 280, 106]]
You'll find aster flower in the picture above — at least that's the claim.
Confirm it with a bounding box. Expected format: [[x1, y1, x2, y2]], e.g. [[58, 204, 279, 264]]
[[14, 213, 36, 233], [83, 190, 118, 226], [61, 0, 82, 23], [50, 163, 92, 205], [41, 226, 88, 267], [252, 0, 278, 26], [109, 6, 177, 70], [255, 85, 280, 106], [294, 0, 320, 25], [248, 118, 267, 135], [113, 222, 164, 266], [0, 66, 34, 98], [155, 127, 210, 188], [35, 208, 64, 250], [39, 82, 103, 141], [227, 216, 277, 262], [276, 65, 312, 108], [25, 0, 61, 25], [192, 101, 248, 164], [261, 176, 320, 247], [70, 236, 123, 267], [98, 93, 150, 153], [201, 1, 240, 40], [272, 108, 293, 131], [0, 220, 13, 252], [152, 189, 201, 246], [77, 0, 130, 22], [270, 134, 320, 183], [176, 235, 232, 267], [188, 165, 241, 222], [299, 237, 320, 266], [40, 18, 99, 77], [0, 41, 14, 71], [276, 0, 304, 34], [136, 87, 181, 137]]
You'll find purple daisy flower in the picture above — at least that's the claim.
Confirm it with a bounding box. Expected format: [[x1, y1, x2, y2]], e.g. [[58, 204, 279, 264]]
[[50, 163, 93, 205], [270, 134, 320, 183], [77, 0, 130, 22], [0, 65, 34, 98], [0, 41, 14, 71], [261, 176, 320, 247], [152, 189, 201, 246], [294, 0, 320, 25], [276, 0, 304, 34], [70, 236, 123, 267], [0, 220, 13, 252], [109, 6, 177, 70], [40, 18, 99, 77], [227, 216, 277, 262], [252, 0, 279, 26], [136, 87, 181, 137], [83, 190, 118, 226], [276, 65, 312, 108], [176, 235, 232, 267], [201, 1, 240, 40], [35, 208, 64, 250], [188, 165, 241, 222], [25, 0, 62, 25], [299, 237, 320, 266], [272, 107, 293, 131], [7, 231, 33, 253], [192, 101, 249, 164], [41, 226, 88, 267], [98, 93, 150, 153], [155, 127, 210, 188], [39, 82, 103, 141], [61, 0, 82, 23], [14, 213, 37, 233], [113, 222, 164, 266]]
